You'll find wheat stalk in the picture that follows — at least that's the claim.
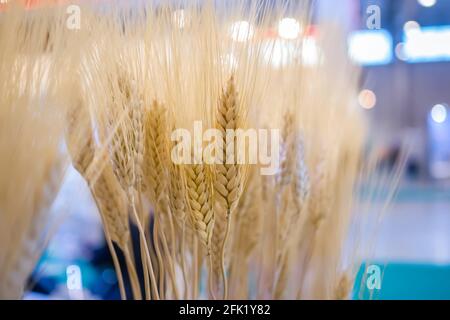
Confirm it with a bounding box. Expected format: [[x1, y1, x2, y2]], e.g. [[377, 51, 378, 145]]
[[168, 157, 190, 298], [228, 167, 261, 298]]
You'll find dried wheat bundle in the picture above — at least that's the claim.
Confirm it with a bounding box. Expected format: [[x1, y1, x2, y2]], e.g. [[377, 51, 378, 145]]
[[0, 6, 68, 299], [69, 1, 376, 300], [0, 0, 404, 301]]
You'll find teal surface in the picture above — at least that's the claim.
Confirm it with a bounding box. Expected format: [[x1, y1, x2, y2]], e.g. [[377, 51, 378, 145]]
[[353, 263, 450, 300]]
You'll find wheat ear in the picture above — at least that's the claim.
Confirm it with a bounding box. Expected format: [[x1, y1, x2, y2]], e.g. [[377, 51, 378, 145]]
[[125, 93, 154, 300], [168, 160, 190, 297], [275, 112, 310, 285], [214, 76, 245, 299], [66, 103, 134, 299], [144, 100, 181, 299]]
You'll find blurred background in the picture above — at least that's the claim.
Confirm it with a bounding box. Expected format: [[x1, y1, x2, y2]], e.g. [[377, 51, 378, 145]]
[[7, 0, 449, 300]]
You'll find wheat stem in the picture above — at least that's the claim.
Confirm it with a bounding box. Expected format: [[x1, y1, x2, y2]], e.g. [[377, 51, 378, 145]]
[[152, 213, 165, 299], [124, 247, 142, 300], [130, 198, 160, 300], [221, 211, 232, 300], [105, 234, 126, 300], [193, 237, 199, 299]]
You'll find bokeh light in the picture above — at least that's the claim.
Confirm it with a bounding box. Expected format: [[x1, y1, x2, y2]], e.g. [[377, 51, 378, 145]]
[[431, 104, 448, 123], [358, 89, 377, 110]]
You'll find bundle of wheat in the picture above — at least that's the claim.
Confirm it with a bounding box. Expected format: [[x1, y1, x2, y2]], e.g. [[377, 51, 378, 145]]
[[0, 6, 68, 299], [0, 1, 404, 301]]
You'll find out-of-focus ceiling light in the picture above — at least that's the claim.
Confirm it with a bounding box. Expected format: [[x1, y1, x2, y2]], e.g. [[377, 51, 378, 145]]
[[262, 37, 322, 68], [348, 30, 393, 66], [302, 37, 320, 66], [418, 0, 437, 8], [403, 25, 450, 63], [431, 104, 448, 124], [403, 21, 421, 37], [358, 89, 377, 110], [230, 21, 254, 42], [278, 18, 301, 40], [395, 42, 408, 61]]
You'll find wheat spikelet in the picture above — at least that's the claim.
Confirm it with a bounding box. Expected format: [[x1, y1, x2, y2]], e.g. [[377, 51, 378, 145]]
[[111, 119, 135, 194], [91, 163, 130, 250], [66, 100, 95, 175], [279, 112, 297, 188], [308, 159, 330, 229], [185, 164, 215, 250], [129, 96, 145, 192], [144, 100, 170, 210], [169, 161, 187, 223], [214, 75, 244, 215], [108, 76, 144, 199], [293, 138, 310, 207]]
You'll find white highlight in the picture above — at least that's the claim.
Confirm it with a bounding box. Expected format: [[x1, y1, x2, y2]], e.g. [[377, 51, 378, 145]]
[[348, 30, 393, 66], [278, 18, 301, 40], [418, 0, 436, 7], [431, 104, 447, 124], [172, 10, 187, 29], [358, 89, 377, 110], [403, 25, 450, 63], [66, 265, 84, 300], [263, 38, 321, 68], [403, 21, 421, 37], [230, 21, 254, 42]]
